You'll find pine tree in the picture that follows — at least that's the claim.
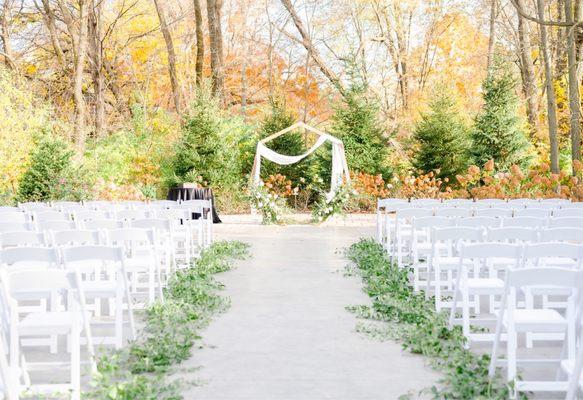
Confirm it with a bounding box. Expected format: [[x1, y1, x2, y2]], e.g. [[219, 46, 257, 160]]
[[330, 86, 391, 178], [259, 100, 308, 183], [412, 91, 470, 182], [471, 64, 531, 170]]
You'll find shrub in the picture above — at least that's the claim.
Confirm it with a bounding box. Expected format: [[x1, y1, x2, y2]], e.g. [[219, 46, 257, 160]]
[[330, 86, 392, 179], [412, 91, 470, 182], [471, 63, 531, 170], [17, 135, 88, 202], [0, 68, 54, 203]]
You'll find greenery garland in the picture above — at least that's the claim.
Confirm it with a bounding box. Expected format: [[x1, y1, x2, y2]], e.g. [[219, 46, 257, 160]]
[[345, 239, 522, 399], [86, 241, 250, 399]]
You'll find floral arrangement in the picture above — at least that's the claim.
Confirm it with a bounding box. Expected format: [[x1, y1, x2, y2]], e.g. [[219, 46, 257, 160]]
[[312, 183, 354, 223], [248, 181, 287, 224]]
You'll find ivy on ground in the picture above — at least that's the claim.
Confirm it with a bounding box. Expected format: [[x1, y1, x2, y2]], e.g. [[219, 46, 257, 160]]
[[85, 241, 250, 399], [345, 238, 522, 400]]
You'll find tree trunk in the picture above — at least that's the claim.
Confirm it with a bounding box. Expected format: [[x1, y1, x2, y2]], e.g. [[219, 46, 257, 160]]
[[0, 0, 14, 69], [515, 0, 538, 135], [38, 0, 66, 67], [280, 0, 346, 97], [207, 0, 225, 101], [487, 0, 497, 72], [73, 0, 89, 150], [193, 0, 204, 88], [536, 0, 560, 174], [565, 0, 582, 168], [153, 0, 181, 113], [88, 0, 105, 138]]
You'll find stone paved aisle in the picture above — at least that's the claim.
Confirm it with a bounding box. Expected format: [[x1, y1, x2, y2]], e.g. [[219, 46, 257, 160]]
[[181, 224, 439, 400]]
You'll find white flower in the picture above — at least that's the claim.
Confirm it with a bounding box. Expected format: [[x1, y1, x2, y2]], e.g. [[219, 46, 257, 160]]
[[258, 181, 264, 187], [258, 202, 263, 207]]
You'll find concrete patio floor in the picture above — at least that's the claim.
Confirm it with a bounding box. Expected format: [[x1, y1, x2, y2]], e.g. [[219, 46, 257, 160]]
[[179, 223, 440, 400]]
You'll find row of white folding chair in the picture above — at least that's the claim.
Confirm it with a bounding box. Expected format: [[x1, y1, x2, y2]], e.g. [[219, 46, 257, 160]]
[[0, 245, 140, 400], [428, 242, 583, 397], [416, 226, 583, 310], [377, 198, 582, 240], [0, 228, 165, 306], [484, 264, 583, 397], [391, 208, 583, 265]]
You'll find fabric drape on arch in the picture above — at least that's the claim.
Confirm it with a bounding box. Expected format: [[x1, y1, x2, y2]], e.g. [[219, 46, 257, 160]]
[[250, 122, 350, 199]]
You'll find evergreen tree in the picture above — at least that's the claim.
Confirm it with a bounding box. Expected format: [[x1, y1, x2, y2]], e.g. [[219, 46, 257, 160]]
[[412, 91, 470, 182], [259, 100, 309, 183], [18, 135, 77, 201], [330, 86, 391, 178], [172, 91, 241, 189], [471, 64, 531, 170]]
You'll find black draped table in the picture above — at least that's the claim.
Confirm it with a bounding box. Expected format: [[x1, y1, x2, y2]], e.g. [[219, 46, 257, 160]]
[[167, 187, 222, 223]]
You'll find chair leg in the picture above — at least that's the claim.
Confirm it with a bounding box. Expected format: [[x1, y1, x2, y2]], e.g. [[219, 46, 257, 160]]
[[70, 319, 81, 400], [462, 289, 471, 347], [507, 326, 517, 400]]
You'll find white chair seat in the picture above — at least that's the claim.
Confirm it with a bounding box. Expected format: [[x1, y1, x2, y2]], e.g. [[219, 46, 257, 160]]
[[462, 278, 504, 292], [500, 309, 567, 332], [81, 281, 118, 296], [19, 311, 79, 335]]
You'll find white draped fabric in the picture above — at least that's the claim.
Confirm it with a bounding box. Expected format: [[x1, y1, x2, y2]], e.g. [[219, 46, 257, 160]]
[[251, 123, 350, 199]]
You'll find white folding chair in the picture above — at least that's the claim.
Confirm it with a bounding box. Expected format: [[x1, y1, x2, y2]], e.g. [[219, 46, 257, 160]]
[[427, 226, 485, 311], [73, 210, 112, 223], [50, 230, 102, 247], [83, 200, 115, 210], [106, 229, 163, 306], [435, 207, 473, 218], [0, 332, 20, 400], [394, 208, 433, 267], [502, 216, 548, 228], [554, 209, 583, 218], [410, 216, 456, 292], [33, 211, 71, 223], [376, 198, 408, 246], [62, 246, 136, 349], [443, 199, 474, 208], [540, 228, 583, 244], [508, 198, 540, 209], [0, 232, 47, 249], [180, 200, 213, 246], [474, 199, 508, 208], [549, 217, 583, 229], [17, 202, 50, 212], [457, 216, 501, 228], [410, 199, 441, 208], [0, 223, 32, 233], [0, 206, 20, 213], [474, 207, 514, 218], [489, 267, 583, 398], [83, 219, 124, 230], [115, 209, 151, 222], [131, 218, 181, 269], [0, 213, 28, 224], [487, 227, 539, 244], [0, 267, 89, 400], [448, 242, 522, 344], [37, 220, 77, 232], [515, 208, 553, 218]]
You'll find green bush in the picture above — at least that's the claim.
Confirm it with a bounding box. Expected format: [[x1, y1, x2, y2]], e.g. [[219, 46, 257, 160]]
[[17, 135, 88, 202], [471, 63, 532, 170], [412, 91, 470, 182], [330, 86, 392, 179]]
